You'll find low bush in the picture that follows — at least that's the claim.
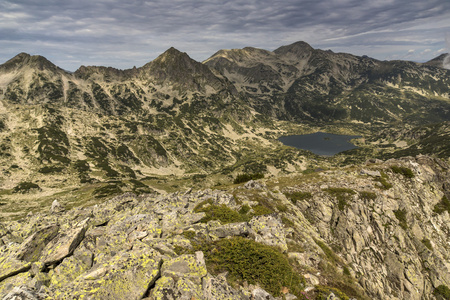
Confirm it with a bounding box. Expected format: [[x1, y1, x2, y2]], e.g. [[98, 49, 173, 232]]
[[393, 209, 408, 230], [197, 237, 305, 297], [38, 166, 64, 174], [93, 184, 122, 199], [374, 171, 393, 190], [433, 195, 450, 215], [390, 166, 415, 178], [12, 182, 41, 194], [359, 191, 377, 201], [421, 238, 433, 250], [433, 284, 450, 300], [284, 191, 312, 204], [196, 204, 249, 224], [324, 188, 356, 211], [233, 173, 264, 184]]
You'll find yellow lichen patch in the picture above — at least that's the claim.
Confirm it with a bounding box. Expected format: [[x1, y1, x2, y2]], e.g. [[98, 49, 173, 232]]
[[56, 250, 163, 300], [0, 271, 32, 296]]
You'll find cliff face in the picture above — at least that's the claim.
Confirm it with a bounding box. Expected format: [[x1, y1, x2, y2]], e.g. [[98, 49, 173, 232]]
[[0, 155, 449, 299]]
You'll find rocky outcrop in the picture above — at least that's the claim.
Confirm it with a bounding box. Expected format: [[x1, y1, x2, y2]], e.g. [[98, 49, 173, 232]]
[[0, 156, 449, 299]]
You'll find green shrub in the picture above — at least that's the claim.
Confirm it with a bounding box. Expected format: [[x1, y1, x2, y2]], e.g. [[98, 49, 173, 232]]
[[197, 204, 248, 224], [343, 266, 351, 276], [359, 191, 376, 201], [390, 166, 415, 178], [12, 182, 41, 194], [238, 204, 251, 215], [93, 184, 122, 199], [434, 285, 450, 300], [324, 188, 356, 211], [316, 240, 341, 264], [434, 195, 450, 214], [284, 191, 312, 204], [252, 204, 273, 216], [233, 173, 264, 184], [198, 237, 305, 297], [374, 172, 393, 190], [393, 209, 408, 230], [38, 166, 64, 174], [421, 238, 433, 250], [182, 230, 196, 240]]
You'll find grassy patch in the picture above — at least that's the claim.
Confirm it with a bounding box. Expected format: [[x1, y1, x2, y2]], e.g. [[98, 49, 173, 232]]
[[359, 191, 377, 201], [38, 166, 65, 174], [393, 209, 408, 230], [196, 203, 249, 224], [324, 188, 356, 211], [433, 285, 450, 300], [284, 191, 312, 204], [12, 182, 41, 194], [92, 184, 123, 199], [252, 204, 273, 216], [197, 237, 305, 297], [390, 166, 415, 178], [374, 171, 392, 190], [315, 285, 349, 300], [316, 240, 342, 264], [421, 238, 433, 250], [233, 173, 264, 184], [433, 195, 450, 215]]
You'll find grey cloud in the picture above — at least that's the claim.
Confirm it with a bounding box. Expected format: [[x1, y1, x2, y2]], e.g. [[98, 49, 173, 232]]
[[0, 0, 449, 70]]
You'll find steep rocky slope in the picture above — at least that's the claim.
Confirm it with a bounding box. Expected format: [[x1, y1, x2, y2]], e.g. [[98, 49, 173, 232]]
[[0, 156, 449, 299], [205, 42, 450, 124]]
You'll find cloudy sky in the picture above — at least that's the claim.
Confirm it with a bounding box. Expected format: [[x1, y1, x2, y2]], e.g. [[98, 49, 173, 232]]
[[1, 0, 449, 71]]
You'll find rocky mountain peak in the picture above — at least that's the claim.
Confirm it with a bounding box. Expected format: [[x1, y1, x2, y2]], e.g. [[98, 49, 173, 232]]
[[274, 41, 314, 57], [0, 52, 60, 73], [151, 47, 190, 65], [140, 47, 229, 93], [74, 65, 137, 81], [424, 53, 450, 68]]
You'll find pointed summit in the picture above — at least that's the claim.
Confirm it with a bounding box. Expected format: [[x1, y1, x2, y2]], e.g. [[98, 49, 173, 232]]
[[0, 52, 61, 72], [424, 53, 449, 68], [139, 47, 231, 93], [274, 41, 314, 57]]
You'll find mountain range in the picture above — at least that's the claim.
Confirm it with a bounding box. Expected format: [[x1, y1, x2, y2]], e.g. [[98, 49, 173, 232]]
[[0, 41, 450, 215], [0, 41, 450, 299]]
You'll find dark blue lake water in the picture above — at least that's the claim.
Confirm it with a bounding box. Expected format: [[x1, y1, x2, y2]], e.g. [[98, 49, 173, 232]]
[[278, 132, 361, 156]]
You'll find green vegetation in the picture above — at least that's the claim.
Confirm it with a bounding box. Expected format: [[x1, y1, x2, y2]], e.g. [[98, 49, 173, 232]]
[[316, 285, 349, 300], [252, 204, 273, 216], [374, 171, 393, 190], [284, 191, 312, 204], [36, 125, 70, 164], [421, 238, 433, 250], [359, 191, 377, 201], [324, 188, 356, 211], [393, 209, 408, 230], [92, 184, 123, 199], [316, 240, 342, 264], [38, 166, 64, 174], [434, 195, 450, 215], [390, 165, 415, 178], [197, 237, 305, 297], [196, 203, 249, 224], [233, 173, 264, 184], [12, 182, 41, 194], [434, 285, 450, 300]]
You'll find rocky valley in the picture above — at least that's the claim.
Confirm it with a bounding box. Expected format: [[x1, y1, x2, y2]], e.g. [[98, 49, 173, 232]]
[[0, 42, 449, 299]]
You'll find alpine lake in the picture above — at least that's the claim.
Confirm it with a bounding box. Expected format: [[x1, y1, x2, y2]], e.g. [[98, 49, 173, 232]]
[[278, 132, 361, 156]]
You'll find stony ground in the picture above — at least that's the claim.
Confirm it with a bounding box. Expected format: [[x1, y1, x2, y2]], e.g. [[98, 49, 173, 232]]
[[0, 155, 449, 299]]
